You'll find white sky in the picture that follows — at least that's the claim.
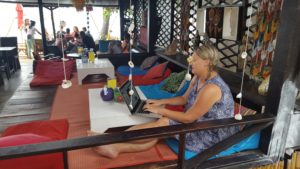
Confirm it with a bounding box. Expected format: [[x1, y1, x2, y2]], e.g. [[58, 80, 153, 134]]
[[0, 2, 120, 43]]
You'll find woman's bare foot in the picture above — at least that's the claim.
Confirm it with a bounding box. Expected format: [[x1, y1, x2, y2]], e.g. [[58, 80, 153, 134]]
[[87, 130, 118, 158], [94, 145, 119, 159], [87, 130, 100, 136]]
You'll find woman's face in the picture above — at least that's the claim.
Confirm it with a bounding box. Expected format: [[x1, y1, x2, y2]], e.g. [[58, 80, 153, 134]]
[[190, 53, 210, 74]]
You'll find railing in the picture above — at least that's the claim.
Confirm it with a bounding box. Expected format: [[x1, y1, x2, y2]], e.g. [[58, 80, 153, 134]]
[[0, 113, 275, 169]]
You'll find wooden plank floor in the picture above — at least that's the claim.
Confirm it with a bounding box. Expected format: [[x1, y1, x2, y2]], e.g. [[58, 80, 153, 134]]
[[0, 59, 56, 132]]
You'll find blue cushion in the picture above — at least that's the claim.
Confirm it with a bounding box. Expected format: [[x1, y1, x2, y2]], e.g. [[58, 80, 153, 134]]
[[117, 66, 148, 76], [139, 80, 190, 99], [166, 132, 261, 160]]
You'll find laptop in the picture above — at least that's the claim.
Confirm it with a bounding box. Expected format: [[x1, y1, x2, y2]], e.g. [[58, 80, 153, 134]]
[[119, 80, 161, 118]]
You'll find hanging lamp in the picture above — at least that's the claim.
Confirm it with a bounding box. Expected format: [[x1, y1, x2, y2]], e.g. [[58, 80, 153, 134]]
[[58, 0, 72, 89]]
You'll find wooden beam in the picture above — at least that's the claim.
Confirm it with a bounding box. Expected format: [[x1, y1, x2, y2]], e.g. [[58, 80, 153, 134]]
[[0, 113, 274, 160]]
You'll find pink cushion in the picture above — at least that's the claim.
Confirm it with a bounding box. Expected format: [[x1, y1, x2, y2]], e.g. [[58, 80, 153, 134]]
[[2, 119, 69, 140], [30, 60, 74, 87], [142, 62, 169, 80], [0, 133, 64, 169]]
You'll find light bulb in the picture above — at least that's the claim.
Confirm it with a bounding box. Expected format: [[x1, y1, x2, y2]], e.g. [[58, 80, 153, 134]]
[[241, 52, 247, 59], [129, 90, 134, 95], [128, 61, 134, 68], [236, 92, 242, 99], [185, 73, 192, 81], [235, 113, 242, 120], [187, 56, 193, 63]]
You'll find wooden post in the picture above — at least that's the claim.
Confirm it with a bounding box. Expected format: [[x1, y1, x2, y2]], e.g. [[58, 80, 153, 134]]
[[260, 0, 300, 154], [38, 0, 48, 54]]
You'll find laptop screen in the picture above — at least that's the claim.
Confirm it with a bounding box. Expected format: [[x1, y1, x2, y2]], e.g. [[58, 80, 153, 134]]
[[119, 81, 141, 112]]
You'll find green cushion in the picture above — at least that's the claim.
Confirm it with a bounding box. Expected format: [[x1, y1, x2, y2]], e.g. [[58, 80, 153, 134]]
[[161, 70, 187, 93]]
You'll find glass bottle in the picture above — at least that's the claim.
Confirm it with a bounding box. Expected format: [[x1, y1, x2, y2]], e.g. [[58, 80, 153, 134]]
[[88, 48, 95, 63]]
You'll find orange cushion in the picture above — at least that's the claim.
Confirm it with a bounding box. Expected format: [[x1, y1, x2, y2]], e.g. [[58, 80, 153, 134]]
[[142, 62, 169, 80]]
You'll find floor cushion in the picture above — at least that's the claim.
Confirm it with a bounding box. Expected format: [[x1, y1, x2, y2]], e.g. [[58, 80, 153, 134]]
[[2, 119, 69, 140], [161, 70, 187, 93], [140, 55, 159, 70], [30, 60, 75, 87], [0, 119, 69, 169], [117, 66, 148, 76], [0, 134, 64, 169], [142, 62, 169, 79], [117, 68, 172, 86], [139, 79, 190, 99], [0, 133, 53, 147], [165, 132, 260, 160]]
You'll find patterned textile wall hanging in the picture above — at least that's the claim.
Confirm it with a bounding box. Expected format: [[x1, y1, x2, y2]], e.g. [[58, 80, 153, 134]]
[[206, 8, 224, 39], [180, 0, 191, 54], [250, 0, 283, 82]]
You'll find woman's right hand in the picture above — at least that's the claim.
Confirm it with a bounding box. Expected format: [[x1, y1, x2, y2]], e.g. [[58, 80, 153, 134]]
[[146, 99, 164, 106]]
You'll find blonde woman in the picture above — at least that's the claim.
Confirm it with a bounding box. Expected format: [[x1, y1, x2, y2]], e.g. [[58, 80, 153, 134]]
[[91, 44, 238, 158]]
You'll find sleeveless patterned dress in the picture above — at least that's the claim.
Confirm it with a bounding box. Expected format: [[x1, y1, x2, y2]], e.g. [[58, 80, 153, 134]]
[[169, 75, 239, 153]]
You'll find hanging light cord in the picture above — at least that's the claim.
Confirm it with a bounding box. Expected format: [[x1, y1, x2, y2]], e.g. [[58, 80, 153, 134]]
[[237, 0, 254, 117], [129, 0, 133, 106], [57, 0, 68, 83]]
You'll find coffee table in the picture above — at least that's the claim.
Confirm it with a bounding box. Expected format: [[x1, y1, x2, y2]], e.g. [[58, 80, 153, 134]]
[[88, 87, 155, 132], [76, 58, 115, 85]]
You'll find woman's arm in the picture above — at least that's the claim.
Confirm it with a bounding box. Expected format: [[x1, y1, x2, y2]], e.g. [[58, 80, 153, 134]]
[[148, 83, 222, 123]]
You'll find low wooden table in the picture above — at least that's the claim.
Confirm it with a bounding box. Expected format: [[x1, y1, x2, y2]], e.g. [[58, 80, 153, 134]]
[[88, 87, 154, 133], [76, 58, 115, 85]]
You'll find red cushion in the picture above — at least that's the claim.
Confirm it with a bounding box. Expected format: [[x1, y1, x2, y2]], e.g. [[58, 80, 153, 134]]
[[0, 134, 52, 147], [234, 103, 257, 115], [142, 62, 169, 80], [0, 134, 64, 169], [117, 68, 171, 86], [2, 119, 69, 140], [30, 60, 74, 87]]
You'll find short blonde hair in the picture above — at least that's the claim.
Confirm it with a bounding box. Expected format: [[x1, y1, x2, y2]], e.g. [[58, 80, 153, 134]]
[[194, 44, 220, 69]]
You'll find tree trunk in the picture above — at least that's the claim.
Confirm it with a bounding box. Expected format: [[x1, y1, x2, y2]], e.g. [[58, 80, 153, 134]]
[[100, 8, 112, 39]]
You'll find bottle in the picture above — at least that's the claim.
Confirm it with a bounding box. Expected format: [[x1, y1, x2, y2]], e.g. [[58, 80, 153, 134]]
[[81, 48, 88, 63], [88, 48, 95, 63]]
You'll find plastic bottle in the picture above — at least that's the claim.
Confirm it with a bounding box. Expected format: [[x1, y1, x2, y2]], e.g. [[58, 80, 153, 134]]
[[88, 48, 95, 63], [81, 48, 88, 63]]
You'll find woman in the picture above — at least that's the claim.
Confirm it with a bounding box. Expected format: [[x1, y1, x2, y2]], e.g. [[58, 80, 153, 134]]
[[91, 44, 238, 158], [26, 20, 41, 59]]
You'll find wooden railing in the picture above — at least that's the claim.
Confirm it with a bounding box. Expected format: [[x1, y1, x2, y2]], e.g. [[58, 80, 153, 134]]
[[0, 113, 275, 169]]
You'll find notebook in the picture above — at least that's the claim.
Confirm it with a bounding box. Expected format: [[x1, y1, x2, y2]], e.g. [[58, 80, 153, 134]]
[[119, 80, 161, 118]]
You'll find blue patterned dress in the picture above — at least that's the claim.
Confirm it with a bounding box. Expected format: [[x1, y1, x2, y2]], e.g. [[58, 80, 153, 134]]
[[169, 75, 239, 153]]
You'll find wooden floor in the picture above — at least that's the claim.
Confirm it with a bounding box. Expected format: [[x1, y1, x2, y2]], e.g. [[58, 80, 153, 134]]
[[0, 59, 56, 132]]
